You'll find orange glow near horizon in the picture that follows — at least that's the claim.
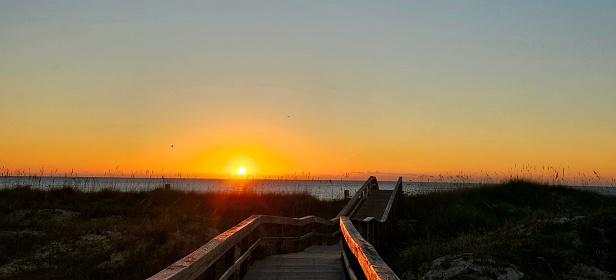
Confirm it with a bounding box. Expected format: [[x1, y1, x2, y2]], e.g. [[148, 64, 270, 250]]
[[2, 112, 616, 183], [2, 2, 616, 186], [2, 115, 615, 183], [2, 147, 614, 185]]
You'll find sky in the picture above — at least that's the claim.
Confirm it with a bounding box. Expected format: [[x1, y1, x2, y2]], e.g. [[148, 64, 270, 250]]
[[1, 1, 615, 182]]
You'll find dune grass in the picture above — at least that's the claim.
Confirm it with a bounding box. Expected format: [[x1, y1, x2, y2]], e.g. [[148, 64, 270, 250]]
[[0, 186, 347, 279], [384, 180, 616, 279]]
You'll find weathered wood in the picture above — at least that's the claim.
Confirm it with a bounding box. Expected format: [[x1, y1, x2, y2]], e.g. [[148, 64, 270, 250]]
[[148, 215, 260, 280], [350, 177, 403, 250], [341, 241, 359, 280], [242, 245, 346, 280], [148, 215, 337, 280], [380, 177, 403, 223], [333, 176, 378, 221], [352, 190, 393, 221], [150, 176, 403, 280], [340, 216, 400, 280], [238, 232, 254, 278], [338, 177, 403, 279], [219, 238, 261, 280]]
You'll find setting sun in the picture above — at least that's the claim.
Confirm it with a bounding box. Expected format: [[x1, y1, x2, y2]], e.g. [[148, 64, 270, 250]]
[[1, 1, 615, 185]]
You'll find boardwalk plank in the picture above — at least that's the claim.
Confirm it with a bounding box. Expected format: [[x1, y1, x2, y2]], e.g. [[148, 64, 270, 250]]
[[242, 245, 345, 280], [352, 190, 393, 220], [244, 186, 396, 279]]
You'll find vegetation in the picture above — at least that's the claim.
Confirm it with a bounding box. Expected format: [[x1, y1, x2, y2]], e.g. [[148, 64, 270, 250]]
[[4, 179, 614, 279], [0, 186, 347, 279], [385, 180, 616, 279]]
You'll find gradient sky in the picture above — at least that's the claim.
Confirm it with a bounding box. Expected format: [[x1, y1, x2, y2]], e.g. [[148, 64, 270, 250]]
[[2, 1, 615, 181]]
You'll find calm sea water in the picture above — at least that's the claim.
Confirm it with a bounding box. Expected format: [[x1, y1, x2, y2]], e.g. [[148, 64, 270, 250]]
[[1, 176, 614, 199]]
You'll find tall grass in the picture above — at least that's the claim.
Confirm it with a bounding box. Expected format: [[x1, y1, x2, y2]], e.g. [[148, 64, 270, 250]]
[[0, 186, 347, 279], [384, 180, 616, 279], [411, 165, 615, 187]]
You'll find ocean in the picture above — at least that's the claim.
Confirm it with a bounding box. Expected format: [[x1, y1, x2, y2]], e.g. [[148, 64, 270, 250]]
[[1, 176, 614, 199]]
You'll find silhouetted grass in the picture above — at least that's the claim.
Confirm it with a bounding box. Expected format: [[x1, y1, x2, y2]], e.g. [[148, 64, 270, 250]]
[[384, 180, 616, 279], [0, 186, 347, 279]]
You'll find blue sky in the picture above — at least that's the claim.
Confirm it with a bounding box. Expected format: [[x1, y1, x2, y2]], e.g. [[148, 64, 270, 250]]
[[1, 1, 615, 181]]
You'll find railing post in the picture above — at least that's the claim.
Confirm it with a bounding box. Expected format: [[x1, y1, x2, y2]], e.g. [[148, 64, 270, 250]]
[[373, 220, 379, 251], [211, 256, 226, 280], [383, 218, 389, 248], [370, 220, 376, 250], [366, 222, 370, 245], [364, 221, 371, 246], [224, 245, 238, 280], [314, 222, 321, 245], [203, 264, 216, 280], [303, 223, 311, 249], [310, 221, 315, 246], [294, 224, 301, 252], [239, 232, 252, 278], [276, 224, 284, 254]]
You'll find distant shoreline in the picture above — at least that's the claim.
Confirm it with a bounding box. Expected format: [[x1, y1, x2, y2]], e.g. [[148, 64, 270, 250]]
[[1, 176, 615, 199]]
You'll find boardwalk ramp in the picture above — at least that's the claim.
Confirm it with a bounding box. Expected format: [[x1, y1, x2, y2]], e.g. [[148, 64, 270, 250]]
[[148, 176, 403, 280], [351, 190, 393, 221]]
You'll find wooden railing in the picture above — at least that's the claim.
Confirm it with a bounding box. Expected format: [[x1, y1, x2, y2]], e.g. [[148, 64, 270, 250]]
[[149, 176, 403, 280], [148, 215, 338, 280], [335, 176, 379, 219], [341, 177, 403, 280], [351, 177, 403, 250], [340, 217, 399, 280]]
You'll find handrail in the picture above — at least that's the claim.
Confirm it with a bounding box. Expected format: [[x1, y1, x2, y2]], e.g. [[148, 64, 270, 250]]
[[351, 177, 402, 247], [148, 215, 338, 280], [340, 216, 400, 280], [376, 177, 403, 222], [341, 177, 403, 279], [333, 176, 378, 221]]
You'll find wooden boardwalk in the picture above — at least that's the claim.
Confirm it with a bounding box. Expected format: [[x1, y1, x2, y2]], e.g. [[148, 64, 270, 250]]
[[242, 245, 345, 280], [149, 177, 403, 280], [352, 190, 393, 221], [242, 190, 395, 280]]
